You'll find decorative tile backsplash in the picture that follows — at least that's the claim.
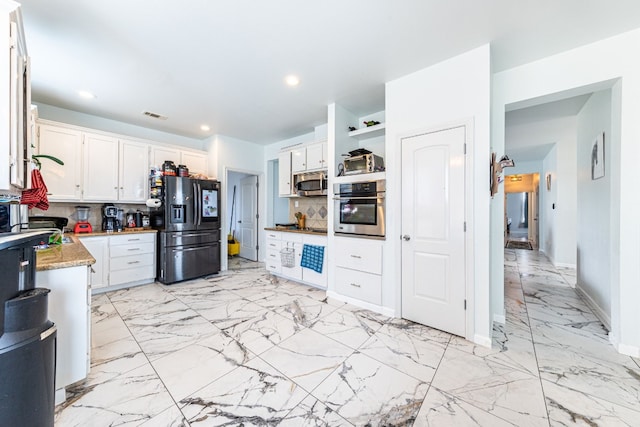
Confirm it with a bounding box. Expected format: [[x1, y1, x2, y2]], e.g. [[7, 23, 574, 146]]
[[289, 197, 328, 229]]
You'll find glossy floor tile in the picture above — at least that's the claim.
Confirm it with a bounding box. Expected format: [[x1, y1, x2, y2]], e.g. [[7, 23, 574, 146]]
[[54, 252, 640, 426]]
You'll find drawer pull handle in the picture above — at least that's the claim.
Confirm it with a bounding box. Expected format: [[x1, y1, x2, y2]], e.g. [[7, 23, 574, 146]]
[[350, 283, 361, 288], [350, 255, 362, 259], [127, 261, 140, 265], [127, 248, 141, 251], [128, 238, 141, 242]]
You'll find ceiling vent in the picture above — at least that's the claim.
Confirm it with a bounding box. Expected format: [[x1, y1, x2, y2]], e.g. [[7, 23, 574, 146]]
[[143, 111, 168, 120]]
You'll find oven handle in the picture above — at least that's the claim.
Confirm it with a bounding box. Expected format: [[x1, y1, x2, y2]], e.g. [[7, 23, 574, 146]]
[[333, 195, 385, 200]]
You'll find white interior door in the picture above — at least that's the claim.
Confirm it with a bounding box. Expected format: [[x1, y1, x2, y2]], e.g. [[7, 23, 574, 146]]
[[401, 125, 467, 337], [529, 190, 539, 248], [239, 175, 258, 261]]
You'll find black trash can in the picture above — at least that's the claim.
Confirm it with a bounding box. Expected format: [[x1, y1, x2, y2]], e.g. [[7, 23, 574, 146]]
[[0, 288, 57, 427]]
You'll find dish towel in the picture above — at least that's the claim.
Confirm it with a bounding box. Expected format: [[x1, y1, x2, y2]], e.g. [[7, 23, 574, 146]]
[[21, 169, 49, 210], [300, 244, 324, 273]]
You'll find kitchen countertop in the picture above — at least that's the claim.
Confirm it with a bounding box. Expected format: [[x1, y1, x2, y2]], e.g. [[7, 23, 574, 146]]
[[74, 228, 157, 237], [264, 227, 327, 236], [36, 234, 96, 271]]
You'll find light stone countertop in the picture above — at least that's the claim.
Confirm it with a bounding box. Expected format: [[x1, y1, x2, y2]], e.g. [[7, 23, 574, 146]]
[[264, 227, 327, 236], [36, 234, 95, 271]]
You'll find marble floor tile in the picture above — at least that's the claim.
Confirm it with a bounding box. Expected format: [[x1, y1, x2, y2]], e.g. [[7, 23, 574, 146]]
[[310, 307, 387, 349], [151, 331, 254, 401], [431, 347, 548, 426], [414, 386, 515, 427], [90, 335, 148, 380], [221, 308, 299, 354], [179, 357, 307, 426], [55, 363, 175, 427], [311, 352, 429, 426], [359, 323, 447, 382], [260, 327, 354, 391], [385, 318, 452, 345], [139, 405, 188, 427], [542, 379, 640, 427], [274, 294, 340, 328], [278, 394, 353, 426]]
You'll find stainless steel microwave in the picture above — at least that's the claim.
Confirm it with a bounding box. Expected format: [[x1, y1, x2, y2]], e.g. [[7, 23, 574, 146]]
[[343, 153, 385, 175], [294, 171, 327, 196]]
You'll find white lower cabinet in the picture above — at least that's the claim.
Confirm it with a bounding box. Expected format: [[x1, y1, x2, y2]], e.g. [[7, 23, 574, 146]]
[[80, 232, 156, 292], [334, 237, 383, 305], [35, 265, 91, 405], [264, 230, 327, 288]]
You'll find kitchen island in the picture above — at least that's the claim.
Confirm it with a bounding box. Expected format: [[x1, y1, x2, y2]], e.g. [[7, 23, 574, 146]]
[[36, 235, 95, 405]]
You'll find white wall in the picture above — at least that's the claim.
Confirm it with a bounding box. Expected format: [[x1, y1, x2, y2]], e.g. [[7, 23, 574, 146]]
[[386, 45, 492, 345], [205, 134, 265, 270], [492, 27, 640, 356], [35, 103, 205, 149], [576, 89, 612, 327], [505, 116, 577, 266]]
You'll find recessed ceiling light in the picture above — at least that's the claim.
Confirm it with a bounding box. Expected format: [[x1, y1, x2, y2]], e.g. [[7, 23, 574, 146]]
[[200, 125, 210, 131], [77, 90, 96, 99], [284, 75, 300, 86]]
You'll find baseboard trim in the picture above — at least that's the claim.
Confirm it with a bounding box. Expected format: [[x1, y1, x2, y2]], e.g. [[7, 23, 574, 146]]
[[493, 313, 506, 324], [554, 261, 577, 269], [473, 334, 492, 348], [326, 290, 395, 318], [609, 333, 640, 358], [575, 285, 611, 331]]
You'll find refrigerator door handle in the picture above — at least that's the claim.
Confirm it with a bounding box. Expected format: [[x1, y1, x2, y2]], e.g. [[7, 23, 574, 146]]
[[193, 181, 199, 226], [197, 182, 202, 226]]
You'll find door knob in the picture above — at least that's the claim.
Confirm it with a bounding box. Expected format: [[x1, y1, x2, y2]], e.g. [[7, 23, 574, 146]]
[[402, 235, 411, 241]]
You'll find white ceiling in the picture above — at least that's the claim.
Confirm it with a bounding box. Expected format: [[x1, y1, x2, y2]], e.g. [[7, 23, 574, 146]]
[[18, 0, 640, 145]]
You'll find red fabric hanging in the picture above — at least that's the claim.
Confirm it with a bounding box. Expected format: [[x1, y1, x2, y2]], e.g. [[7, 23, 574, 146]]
[[21, 169, 49, 210]]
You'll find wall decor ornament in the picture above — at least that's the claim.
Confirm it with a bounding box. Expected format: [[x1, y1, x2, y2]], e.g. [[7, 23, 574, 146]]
[[591, 132, 605, 180], [546, 173, 551, 191]]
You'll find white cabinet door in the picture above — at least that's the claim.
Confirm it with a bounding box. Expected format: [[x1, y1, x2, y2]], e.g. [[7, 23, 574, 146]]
[[83, 132, 119, 201], [278, 151, 292, 196], [119, 139, 149, 202], [79, 236, 109, 289], [150, 146, 180, 168], [37, 124, 83, 201], [306, 143, 326, 171], [291, 147, 306, 172], [181, 151, 208, 175]]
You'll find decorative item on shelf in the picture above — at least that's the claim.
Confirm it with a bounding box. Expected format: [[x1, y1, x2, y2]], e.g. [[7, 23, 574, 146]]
[[348, 126, 357, 132], [294, 211, 305, 229], [363, 120, 380, 127]]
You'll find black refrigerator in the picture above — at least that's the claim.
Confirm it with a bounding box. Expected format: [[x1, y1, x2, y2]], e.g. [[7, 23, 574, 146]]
[[0, 230, 57, 426], [151, 176, 221, 284]]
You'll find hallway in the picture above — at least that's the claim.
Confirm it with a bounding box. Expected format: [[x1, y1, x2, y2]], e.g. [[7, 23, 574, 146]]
[[503, 248, 640, 425]]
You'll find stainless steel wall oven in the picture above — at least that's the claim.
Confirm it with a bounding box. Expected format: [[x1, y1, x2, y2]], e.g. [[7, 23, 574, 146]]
[[333, 179, 385, 237]]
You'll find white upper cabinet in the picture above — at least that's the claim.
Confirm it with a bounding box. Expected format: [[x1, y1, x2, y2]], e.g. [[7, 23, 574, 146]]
[[38, 124, 83, 201], [305, 142, 327, 171], [181, 150, 208, 175], [291, 141, 327, 173], [278, 151, 292, 196], [119, 139, 149, 202], [150, 146, 180, 168], [82, 132, 119, 201]]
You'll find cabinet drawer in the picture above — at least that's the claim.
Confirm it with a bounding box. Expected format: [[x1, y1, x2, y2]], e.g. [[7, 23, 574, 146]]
[[265, 231, 281, 240], [266, 249, 280, 263], [266, 239, 282, 251], [110, 242, 155, 257], [110, 233, 155, 246], [110, 265, 155, 286], [266, 260, 281, 274], [110, 253, 154, 271], [335, 267, 382, 305], [335, 240, 382, 274]]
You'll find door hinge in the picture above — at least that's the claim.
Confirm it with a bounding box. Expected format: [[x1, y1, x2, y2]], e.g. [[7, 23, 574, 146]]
[[255, 245, 259, 250], [256, 213, 259, 219], [463, 222, 467, 232], [463, 143, 467, 154], [464, 299, 467, 310]]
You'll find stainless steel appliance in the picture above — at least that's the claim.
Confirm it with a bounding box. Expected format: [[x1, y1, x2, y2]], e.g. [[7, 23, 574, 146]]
[[102, 203, 119, 232], [294, 171, 327, 196], [151, 176, 221, 284], [343, 153, 385, 175], [0, 203, 28, 232], [28, 216, 68, 231], [333, 179, 385, 237]]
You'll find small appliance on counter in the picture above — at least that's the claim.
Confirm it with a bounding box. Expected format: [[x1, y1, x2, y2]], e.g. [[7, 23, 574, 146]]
[[28, 216, 68, 231], [101, 203, 120, 232], [342, 148, 385, 175], [73, 206, 92, 233]]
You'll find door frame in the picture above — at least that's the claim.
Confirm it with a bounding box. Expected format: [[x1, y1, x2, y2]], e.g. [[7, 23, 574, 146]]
[[399, 118, 475, 342], [222, 166, 264, 271]]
